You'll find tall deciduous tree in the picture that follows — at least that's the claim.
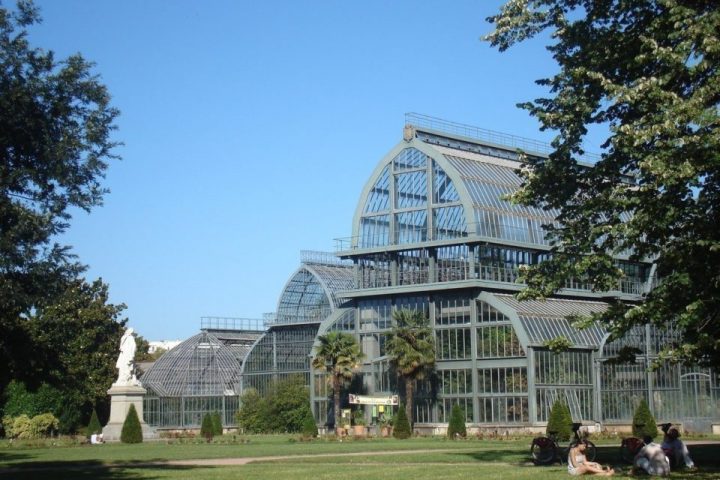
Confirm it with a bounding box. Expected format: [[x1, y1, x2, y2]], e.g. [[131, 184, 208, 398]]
[[30, 278, 125, 431], [312, 331, 363, 431], [485, 1, 720, 367], [385, 309, 435, 426], [0, 0, 120, 391]]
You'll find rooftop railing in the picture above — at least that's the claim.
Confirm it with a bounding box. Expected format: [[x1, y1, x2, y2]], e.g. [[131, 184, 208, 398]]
[[405, 112, 601, 162], [300, 250, 353, 266], [334, 221, 552, 252], [201, 316, 266, 332], [406, 112, 554, 156]]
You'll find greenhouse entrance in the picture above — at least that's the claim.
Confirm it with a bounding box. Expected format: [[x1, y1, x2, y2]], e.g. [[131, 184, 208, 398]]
[[680, 373, 716, 432]]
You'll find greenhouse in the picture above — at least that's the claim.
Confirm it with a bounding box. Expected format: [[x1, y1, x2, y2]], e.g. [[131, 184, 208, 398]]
[[308, 113, 720, 432], [141, 317, 263, 429], [241, 251, 354, 395]]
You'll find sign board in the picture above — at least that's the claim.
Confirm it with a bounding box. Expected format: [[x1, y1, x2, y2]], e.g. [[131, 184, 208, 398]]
[[348, 394, 399, 406]]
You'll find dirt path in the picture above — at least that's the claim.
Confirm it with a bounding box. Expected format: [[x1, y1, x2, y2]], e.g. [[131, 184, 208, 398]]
[[163, 448, 460, 466]]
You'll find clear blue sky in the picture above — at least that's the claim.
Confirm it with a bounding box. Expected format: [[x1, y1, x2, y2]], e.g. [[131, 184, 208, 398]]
[[27, 0, 565, 341]]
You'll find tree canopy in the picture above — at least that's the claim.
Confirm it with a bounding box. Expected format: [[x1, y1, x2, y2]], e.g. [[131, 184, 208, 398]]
[[0, 1, 123, 430], [485, 1, 720, 367]]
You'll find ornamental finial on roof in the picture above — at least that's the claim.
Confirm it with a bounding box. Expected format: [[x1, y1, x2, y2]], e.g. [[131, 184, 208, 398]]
[[403, 124, 415, 142]]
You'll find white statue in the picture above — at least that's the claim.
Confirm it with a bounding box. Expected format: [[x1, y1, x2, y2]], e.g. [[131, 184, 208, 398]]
[[114, 327, 140, 386]]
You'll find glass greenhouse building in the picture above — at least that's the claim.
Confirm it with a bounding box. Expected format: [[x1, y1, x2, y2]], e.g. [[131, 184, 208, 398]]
[[142, 114, 719, 433], [308, 114, 720, 433], [141, 318, 263, 429]]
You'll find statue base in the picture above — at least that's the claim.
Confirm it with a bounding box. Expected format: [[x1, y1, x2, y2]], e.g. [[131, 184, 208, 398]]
[[102, 384, 157, 441]]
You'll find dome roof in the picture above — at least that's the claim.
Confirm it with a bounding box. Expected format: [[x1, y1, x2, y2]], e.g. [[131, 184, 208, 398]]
[[352, 124, 574, 249], [141, 331, 245, 397], [275, 260, 354, 325]]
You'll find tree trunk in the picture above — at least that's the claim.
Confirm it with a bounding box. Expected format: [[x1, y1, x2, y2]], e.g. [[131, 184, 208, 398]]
[[333, 373, 341, 430], [405, 378, 414, 426]]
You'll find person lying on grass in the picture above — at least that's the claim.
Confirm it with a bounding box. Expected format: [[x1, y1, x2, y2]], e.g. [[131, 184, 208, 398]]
[[568, 441, 614, 476]]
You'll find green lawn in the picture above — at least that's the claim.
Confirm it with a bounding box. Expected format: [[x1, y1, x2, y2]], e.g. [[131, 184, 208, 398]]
[[1, 435, 718, 480]]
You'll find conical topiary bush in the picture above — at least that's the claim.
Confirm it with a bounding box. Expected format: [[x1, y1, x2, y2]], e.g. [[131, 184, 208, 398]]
[[447, 404, 467, 439], [393, 404, 412, 439], [632, 399, 658, 439], [301, 408, 318, 439], [200, 413, 214, 441], [546, 399, 572, 441], [211, 411, 223, 436], [87, 408, 102, 435], [120, 404, 143, 443]]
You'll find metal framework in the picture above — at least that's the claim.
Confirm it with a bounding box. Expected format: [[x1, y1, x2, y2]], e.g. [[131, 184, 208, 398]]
[[142, 322, 263, 428], [241, 256, 355, 396], [307, 115, 719, 431]]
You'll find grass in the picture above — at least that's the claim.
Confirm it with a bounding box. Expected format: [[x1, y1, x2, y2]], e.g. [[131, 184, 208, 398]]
[[1, 434, 718, 480]]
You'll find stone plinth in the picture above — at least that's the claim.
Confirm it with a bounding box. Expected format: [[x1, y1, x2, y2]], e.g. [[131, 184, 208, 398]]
[[102, 384, 156, 441]]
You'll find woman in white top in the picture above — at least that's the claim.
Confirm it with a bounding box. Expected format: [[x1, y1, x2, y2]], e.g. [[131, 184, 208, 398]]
[[568, 442, 615, 476]]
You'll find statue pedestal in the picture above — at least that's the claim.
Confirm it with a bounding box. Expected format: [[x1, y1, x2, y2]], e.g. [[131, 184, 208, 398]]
[[102, 384, 156, 441]]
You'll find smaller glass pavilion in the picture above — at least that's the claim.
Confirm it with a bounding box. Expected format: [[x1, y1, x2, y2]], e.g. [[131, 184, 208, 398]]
[[142, 317, 264, 429]]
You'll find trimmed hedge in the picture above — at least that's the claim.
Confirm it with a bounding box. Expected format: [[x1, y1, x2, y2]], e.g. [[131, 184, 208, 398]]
[[120, 404, 143, 443], [301, 408, 318, 438], [546, 399, 573, 441], [393, 404, 411, 439], [200, 413, 214, 441], [632, 399, 658, 439], [87, 408, 102, 435], [447, 404, 467, 439], [211, 411, 223, 436]]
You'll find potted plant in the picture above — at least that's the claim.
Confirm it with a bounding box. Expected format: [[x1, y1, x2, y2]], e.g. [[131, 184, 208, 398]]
[[379, 416, 393, 437], [352, 410, 367, 437]]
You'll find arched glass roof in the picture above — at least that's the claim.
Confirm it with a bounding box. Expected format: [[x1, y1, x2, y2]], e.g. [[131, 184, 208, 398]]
[[275, 261, 354, 325], [141, 330, 259, 397], [352, 131, 565, 249]]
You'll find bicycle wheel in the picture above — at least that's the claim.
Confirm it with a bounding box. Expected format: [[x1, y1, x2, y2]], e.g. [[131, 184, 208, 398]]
[[531, 437, 557, 465], [620, 437, 644, 464]]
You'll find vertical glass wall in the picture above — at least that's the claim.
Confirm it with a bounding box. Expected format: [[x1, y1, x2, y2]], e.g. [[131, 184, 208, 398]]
[[600, 325, 720, 426]]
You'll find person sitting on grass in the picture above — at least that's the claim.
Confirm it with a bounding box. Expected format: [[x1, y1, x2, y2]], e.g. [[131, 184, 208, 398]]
[[634, 436, 670, 476], [661, 427, 695, 470], [568, 441, 615, 476]]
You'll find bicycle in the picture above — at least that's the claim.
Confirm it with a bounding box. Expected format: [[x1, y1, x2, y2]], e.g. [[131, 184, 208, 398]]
[[619, 422, 673, 465], [530, 422, 597, 465]]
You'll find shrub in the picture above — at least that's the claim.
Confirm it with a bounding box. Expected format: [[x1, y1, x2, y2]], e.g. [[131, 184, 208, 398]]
[[120, 404, 143, 443], [235, 376, 312, 434], [546, 399, 573, 441], [301, 409, 317, 438], [3, 413, 58, 439], [266, 375, 311, 433], [200, 413, 214, 441], [236, 388, 271, 433], [211, 411, 223, 436], [632, 399, 658, 439], [447, 404, 467, 439], [30, 413, 59, 438], [87, 408, 102, 435], [393, 404, 411, 439], [4, 414, 32, 439]]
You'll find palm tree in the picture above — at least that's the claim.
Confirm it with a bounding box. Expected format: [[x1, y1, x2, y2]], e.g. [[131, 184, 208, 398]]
[[312, 331, 363, 432], [385, 309, 435, 426]]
